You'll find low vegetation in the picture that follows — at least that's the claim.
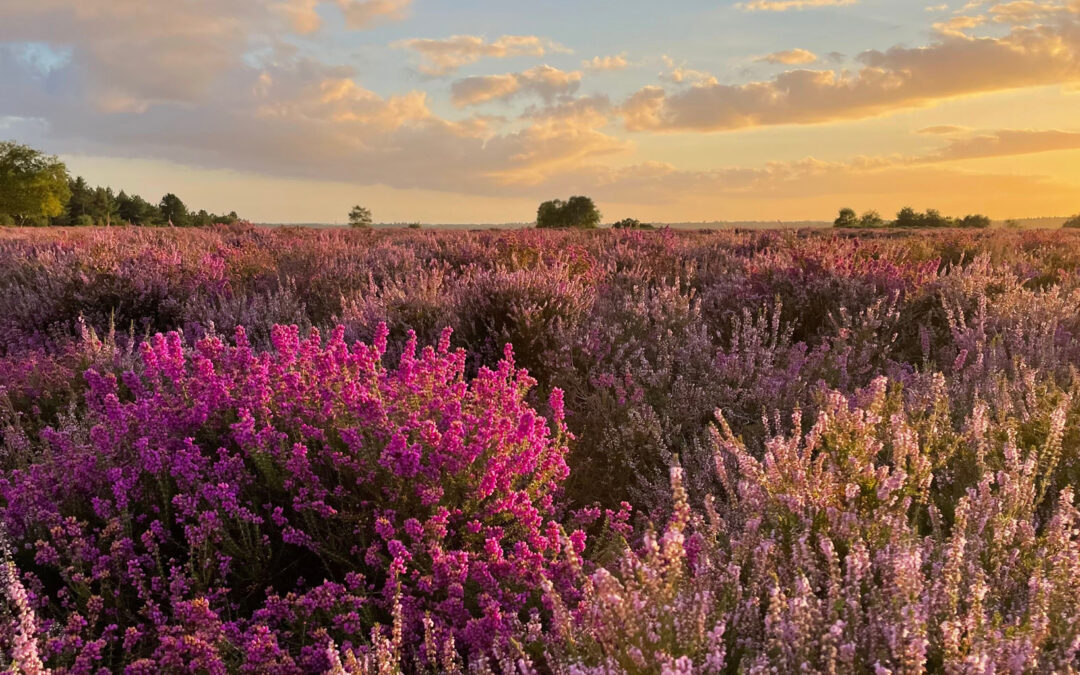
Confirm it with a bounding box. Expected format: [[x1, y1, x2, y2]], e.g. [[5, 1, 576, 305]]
[[2, 226, 1080, 672]]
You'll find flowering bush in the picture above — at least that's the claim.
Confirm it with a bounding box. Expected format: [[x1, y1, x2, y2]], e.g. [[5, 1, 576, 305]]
[[1, 322, 575, 671]]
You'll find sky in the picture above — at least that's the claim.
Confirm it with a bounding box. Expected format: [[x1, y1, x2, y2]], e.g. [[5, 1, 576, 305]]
[[1, 0, 1079, 224]]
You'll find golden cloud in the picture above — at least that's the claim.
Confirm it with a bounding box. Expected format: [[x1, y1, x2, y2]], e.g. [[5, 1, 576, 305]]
[[737, 0, 859, 10], [757, 49, 819, 65], [621, 11, 1080, 132], [394, 35, 571, 76], [451, 65, 582, 107]]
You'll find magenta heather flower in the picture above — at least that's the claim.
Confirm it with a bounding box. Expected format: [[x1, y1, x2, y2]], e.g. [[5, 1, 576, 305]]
[[0, 322, 577, 670]]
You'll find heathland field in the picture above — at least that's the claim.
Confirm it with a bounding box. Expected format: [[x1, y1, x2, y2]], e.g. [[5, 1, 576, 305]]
[[2, 226, 1080, 672]]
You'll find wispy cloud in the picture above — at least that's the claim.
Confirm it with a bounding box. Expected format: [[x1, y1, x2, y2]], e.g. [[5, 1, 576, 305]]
[[451, 65, 582, 106], [394, 35, 571, 76], [583, 54, 629, 71], [757, 49, 818, 64], [737, 0, 859, 11]]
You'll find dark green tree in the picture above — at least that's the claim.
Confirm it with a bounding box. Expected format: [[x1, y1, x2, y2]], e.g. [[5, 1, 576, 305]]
[[922, 208, 951, 228], [159, 193, 190, 226], [92, 186, 118, 226], [0, 141, 71, 225], [958, 214, 991, 229], [536, 196, 601, 229], [834, 207, 859, 228], [349, 205, 373, 228], [1063, 214, 1080, 229], [65, 176, 92, 224], [895, 207, 920, 228], [117, 192, 161, 225], [859, 210, 884, 227], [192, 209, 213, 227]]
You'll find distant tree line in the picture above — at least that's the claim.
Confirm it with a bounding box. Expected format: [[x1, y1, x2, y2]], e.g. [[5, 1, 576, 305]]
[[1064, 214, 1080, 229], [834, 207, 991, 229], [0, 140, 241, 227]]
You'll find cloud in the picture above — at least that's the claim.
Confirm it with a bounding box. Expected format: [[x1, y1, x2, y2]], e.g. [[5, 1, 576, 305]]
[[989, 0, 1074, 24], [621, 10, 1080, 132], [277, 0, 323, 34], [659, 55, 718, 85], [450, 65, 582, 106], [916, 125, 971, 134], [394, 34, 571, 76], [334, 0, 413, 29], [737, 0, 859, 10], [0, 0, 416, 113], [757, 49, 818, 64], [931, 14, 987, 36], [925, 127, 1080, 159], [583, 54, 629, 71]]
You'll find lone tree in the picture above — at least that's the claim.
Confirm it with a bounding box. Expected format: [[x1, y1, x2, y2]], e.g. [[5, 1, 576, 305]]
[[536, 196, 601, 229], [0, 140, 71, 226], [349, 205, 373, 228], [834, 207, 859, 228]]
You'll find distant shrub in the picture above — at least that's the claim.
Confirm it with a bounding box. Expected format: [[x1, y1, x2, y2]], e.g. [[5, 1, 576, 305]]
[[0, 214, 14, 227], [1064, 213, 1080, 229], [73, 214, 95, 227]]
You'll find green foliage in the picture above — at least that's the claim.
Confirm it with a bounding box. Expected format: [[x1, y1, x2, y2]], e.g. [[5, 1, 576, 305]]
[[1064, 214, 1080, 229], [73, 214, 95, 227], [859, 210, 884, 227], [893, 207, 988, 229], [895, 206, 921, 228], [348, 205, 373, 228], [537, 195, 602, 229], [0, 140, 71, 225], [159, 193, 190, 226], [612, 218, 654, 230], [0, 213, 14, 227], [116, 191, 162, 225], [958, 214, 991, 229], [834, 207, 859, 228]]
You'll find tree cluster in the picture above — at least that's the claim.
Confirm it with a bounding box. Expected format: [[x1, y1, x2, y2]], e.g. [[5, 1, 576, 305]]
[[536, 196, 601, 229], [835, 206, 991, 229], [1064, 214, 1080, 229], [1, 140, 241, 227], [611, 218, 655, 230]]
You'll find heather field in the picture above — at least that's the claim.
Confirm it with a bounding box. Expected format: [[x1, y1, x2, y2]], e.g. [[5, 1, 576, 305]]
[[3, 225, 1080, 674]]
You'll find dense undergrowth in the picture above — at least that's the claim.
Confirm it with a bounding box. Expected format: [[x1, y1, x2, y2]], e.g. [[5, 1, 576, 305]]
[[1, 225, 1079, 673]]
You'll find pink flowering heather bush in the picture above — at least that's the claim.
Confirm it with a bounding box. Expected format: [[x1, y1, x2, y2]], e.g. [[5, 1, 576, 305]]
[[0, 322, 577, 671]]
